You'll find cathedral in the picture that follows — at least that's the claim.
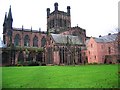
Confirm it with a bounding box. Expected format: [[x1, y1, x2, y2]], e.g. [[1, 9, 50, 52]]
[[2, 2, 87, 66]]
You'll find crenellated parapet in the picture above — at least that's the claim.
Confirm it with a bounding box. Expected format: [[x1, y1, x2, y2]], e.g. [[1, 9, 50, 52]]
[[47, 2, 71, 34]]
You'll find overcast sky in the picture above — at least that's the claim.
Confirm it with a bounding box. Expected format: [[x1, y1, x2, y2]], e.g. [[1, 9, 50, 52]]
[[0, 0, 119, 40]]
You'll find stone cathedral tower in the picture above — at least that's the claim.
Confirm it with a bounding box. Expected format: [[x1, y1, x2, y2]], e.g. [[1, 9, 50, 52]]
[[47, 2, 71, 34], [3, 6, 13, 46]]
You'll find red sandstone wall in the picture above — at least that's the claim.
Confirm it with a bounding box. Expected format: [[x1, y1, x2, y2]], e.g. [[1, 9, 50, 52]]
[[53, 51, 60, 64], [97, 43, 105, 63], [12, 30, 46, 47], [87, 38, 98, 63], [86, 37, 119, 64]]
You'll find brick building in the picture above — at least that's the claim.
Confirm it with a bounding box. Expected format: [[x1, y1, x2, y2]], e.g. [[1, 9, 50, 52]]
[[2, 3, 86, 66], [86, 33, 120, 64]]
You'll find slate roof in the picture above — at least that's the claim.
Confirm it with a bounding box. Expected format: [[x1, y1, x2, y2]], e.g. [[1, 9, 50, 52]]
[[95, 34, 117, 43], [94, 38, 104, 43], [51, 34, 83, 45]]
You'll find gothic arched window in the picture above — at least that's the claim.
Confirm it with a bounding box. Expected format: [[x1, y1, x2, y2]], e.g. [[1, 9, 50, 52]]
[[41, 36, 46, 47], [24, 35, 30, 46], [33, 36, 38, 47], [14, 34, 20, 46], [60, 19, 62, 27], [64, 20, 67, 27]]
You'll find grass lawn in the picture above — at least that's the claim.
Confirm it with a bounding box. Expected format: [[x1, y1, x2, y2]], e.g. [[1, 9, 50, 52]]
[[2, 64, 119, 88]]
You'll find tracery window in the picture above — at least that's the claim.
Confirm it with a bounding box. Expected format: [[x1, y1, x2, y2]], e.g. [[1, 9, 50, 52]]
[[33, 36, 38, 47], [41, 36, 46, 47], [14, 34, 20, 46], [24, 35, 30, 46]]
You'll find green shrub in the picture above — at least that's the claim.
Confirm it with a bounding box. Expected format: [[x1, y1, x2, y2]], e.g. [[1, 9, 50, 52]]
[[87, 62, 98, 65], [17, 61, 23, 66], [92, 62, 98, 65], [28, 61, 39, 66]]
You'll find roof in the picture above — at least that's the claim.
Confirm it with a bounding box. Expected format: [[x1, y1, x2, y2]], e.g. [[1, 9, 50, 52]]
[[95, 34, 117, 43], [94, 38, 104, 43], [13, 27, 47, 34], [51, 34, 83, 45]]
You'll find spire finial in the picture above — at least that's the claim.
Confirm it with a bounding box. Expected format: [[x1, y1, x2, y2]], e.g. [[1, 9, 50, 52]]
[[54, 2, 58, 11], [7, 5, 13, 29], [39, 28, 41, 32], [8, 5, 13, 21], [67, 6, 70, 16], [4, 12, 7, 23], [47, 8, 50, 17], [22, 25, 24, 30], [31, 26, 32, 31], [5, 12, 7, 15], [77, 24, 78, 27]]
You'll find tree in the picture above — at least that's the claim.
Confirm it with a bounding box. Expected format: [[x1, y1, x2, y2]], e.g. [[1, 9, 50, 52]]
[[117, 30, 120, 62], [110, 28, 120, 63]]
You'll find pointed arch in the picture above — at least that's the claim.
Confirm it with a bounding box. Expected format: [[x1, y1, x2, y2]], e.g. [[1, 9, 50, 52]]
[[33, 35, 38, 47], [24, 35, 30, 46], [41, 36, 46, 47], [14, 34, 20, 46]]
